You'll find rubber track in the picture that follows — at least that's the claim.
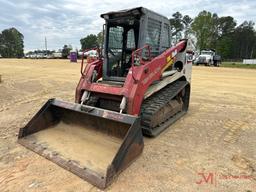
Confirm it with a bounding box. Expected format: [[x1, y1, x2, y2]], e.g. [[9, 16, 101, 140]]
[[141, 80, 188, 136]]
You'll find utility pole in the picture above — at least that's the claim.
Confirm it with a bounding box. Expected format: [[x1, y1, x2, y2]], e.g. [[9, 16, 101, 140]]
[[45, 37, 47, 51]]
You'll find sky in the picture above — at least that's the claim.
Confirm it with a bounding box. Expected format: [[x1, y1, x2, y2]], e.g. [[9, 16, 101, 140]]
[[0, 0, 255, 52]]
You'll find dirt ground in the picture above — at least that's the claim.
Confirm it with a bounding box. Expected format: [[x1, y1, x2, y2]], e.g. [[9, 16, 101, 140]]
[[0, 59, 256, 192]]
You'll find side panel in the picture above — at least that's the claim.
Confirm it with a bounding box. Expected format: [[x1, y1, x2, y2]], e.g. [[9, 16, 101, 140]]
[[124, 40, 190, 115]]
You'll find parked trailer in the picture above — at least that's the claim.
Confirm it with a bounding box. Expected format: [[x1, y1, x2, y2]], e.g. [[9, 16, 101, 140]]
[[52, 52, 62, 59], [243, 59, 256, 64]]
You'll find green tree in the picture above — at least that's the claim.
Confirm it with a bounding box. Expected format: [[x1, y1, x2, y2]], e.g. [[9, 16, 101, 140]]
[[80, 34, 98, 50], [62, 44, 72, 58], [210, 13, 219, 48], [216, 16, 236, 59], [169, 12, 184, 43], [217, 16, 236, 36], [232, 21, 256, 59], [191, 11, 218, 50], [169, 13, 193, 43], [0, 27, 24, 58], [182, 15, 193, 38], [97, 31, 103, 48], [216, 35, 234, 59]]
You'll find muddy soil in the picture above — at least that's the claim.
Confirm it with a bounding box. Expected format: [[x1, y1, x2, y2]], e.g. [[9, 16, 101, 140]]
[[0, 59, 256, 192]]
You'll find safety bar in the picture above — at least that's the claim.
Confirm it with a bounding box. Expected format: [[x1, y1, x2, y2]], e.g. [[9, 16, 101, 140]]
[[131, 45, 151, 82]]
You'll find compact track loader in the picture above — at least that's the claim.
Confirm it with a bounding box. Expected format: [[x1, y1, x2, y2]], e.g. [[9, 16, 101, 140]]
[[18, 7, 194, 189]]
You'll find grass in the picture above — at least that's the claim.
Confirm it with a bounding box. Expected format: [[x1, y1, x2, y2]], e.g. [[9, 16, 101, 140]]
[[221, 62, 256, 69]]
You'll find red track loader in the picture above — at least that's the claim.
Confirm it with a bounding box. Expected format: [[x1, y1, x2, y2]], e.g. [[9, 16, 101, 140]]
[[18, 7, 194, 189]]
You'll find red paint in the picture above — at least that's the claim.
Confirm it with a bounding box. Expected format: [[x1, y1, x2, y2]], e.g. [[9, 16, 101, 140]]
[[76, 40, 187, 115]]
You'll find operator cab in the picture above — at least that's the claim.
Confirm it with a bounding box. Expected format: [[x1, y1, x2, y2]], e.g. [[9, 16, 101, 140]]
[[101, 7, 171, 82], [104, 17, 139, 79]]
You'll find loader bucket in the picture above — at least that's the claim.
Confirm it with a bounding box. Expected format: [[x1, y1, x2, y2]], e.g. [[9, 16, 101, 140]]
[[18, 99, 143, 189]]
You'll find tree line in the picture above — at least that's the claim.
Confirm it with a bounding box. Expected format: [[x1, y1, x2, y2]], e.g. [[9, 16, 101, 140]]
[[82, 10, 256, 60], [169, 10, 256, 60]]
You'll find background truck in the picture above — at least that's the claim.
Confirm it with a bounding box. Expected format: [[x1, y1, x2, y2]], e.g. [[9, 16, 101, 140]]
[[195, 49, 221, 66]]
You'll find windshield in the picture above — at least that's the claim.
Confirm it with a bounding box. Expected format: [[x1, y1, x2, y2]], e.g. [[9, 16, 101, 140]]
[[106, 23, 137, 78], [201, 51, 213, 55], [108, 26, 123, 59]]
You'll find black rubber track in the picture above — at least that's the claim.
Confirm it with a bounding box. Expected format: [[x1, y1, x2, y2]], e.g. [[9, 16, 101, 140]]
[[140, 80, 189, 137]]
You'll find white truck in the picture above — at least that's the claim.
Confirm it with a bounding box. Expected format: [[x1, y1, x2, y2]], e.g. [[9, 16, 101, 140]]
[[195, 49, 221, 66]]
